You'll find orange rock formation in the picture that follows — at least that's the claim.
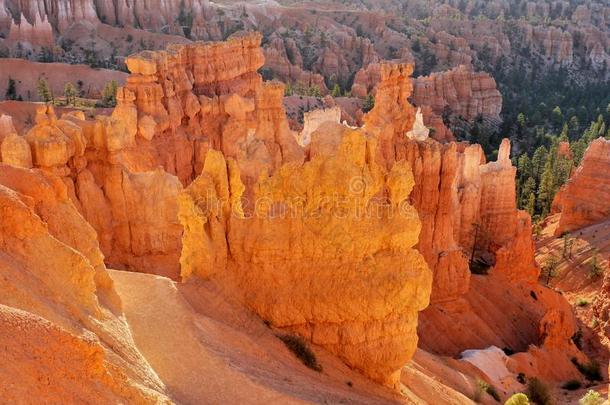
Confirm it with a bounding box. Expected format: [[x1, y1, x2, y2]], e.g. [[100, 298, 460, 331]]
[[178, 129, 432, 388], [0, 33, 588, 398], [554, 138, 610, 236], [0, 164, 170, 402], [352, 64, 502, 143]]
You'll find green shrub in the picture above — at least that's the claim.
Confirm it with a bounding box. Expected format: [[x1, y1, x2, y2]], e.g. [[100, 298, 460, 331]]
[[526, 378, 552, 405], [277, 334, 322, 372], [561, 379, 582, 390], [576, 298, 589, 307], [579, 390, 603, 405], [505, 393, 530, 405], [475, 379, 500, 402]]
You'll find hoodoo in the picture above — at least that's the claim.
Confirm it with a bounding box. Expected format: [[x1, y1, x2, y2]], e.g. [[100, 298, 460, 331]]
[[0, 8, 606, 401]]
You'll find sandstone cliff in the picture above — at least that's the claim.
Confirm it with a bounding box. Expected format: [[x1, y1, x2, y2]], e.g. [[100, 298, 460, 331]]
[[0, 164, 170, 403], [0, 32, 303, 279], [0, 33, 588, 394], [554, 138, 610, 235], [178, 130, 432, 388], [352, 64, 502, 143]]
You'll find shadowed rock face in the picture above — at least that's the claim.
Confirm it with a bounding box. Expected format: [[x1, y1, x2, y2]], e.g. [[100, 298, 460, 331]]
[[554, 138, 610, 236]]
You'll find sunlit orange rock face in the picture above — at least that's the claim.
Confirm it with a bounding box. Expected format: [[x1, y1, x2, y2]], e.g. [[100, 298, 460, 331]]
[[123, 32, 302, 186], [178, 129, 432, 388], [0, 164, 170, 402], [0, 32, 303, 279], [365, 83, 577, 378], [554, 138, 610, 236], [0, 33, 584, 390], [353, 64, 502, 143]]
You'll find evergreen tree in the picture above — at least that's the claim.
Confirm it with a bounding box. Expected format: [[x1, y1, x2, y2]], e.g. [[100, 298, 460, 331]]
[[562, 233, 573, 259], [308, 85, 322, 97], [568, 115, 580, 139], [542, 254, 560, 284], [363, 94, 375, 112], [526, 192, 536, 217], [177, 0, 193, 38], [551, 106, 563, 129], [516, 153, 532, 201], [331, 83, 342, 97], [531, 145, 548, 185], [284, 82, 293, 96], [36, 77, 53, 103], [520, 177, 536, 208], [554, 155, 573, 191], [571, 139, 587, 167], [64, 82, 77, 106], [590, 249, 604, 279], [559, 123, 569, 141], [101, 80, 118, 107], [5, 77, 17, 100], [537, 158, 555, 216]]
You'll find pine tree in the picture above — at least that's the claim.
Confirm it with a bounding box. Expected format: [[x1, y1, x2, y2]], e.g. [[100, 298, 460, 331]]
[[531, 145, 548, 185], [568, 115, 580, 139], [308, 85, 321, 98], [363, 94, 375, 112], [517, 154, 533, 202], [526, 192, 536, 217], [590, 249, 604, 279], [36, 77, 53, 103], [284, 82, 293, 96], [571, 139, 587, 167], [559, 122, 569, 141], [331, 83, 341, 98], [5, 77, 17, 100], [542, 254, 560, 284], [64, 82, 77, 106], [101, 80, 118, 107], [554, 147, 573, 191], [562, 233, 573, 259], [551, 106, 563, 129], [520, 177, 536, 208], [537, 159, 555, 216]]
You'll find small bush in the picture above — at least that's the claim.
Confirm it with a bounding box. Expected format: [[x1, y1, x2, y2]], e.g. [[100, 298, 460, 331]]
[[561, 379, 582, 390], [572, 358, 602, 382], [526, 378, 552, 405], [505, 393, 530, 405], [277, 334, 322, 372], [475, 379, 500, 402], [576, 298, 589, 307], [579, 390, 604, 405]]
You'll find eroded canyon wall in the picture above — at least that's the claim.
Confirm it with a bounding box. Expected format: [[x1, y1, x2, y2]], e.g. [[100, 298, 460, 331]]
[[554, 138, 610, 236], [0, 164, 170, 402], [0, 33, 586, 387], [179, 130, 432, 388]]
